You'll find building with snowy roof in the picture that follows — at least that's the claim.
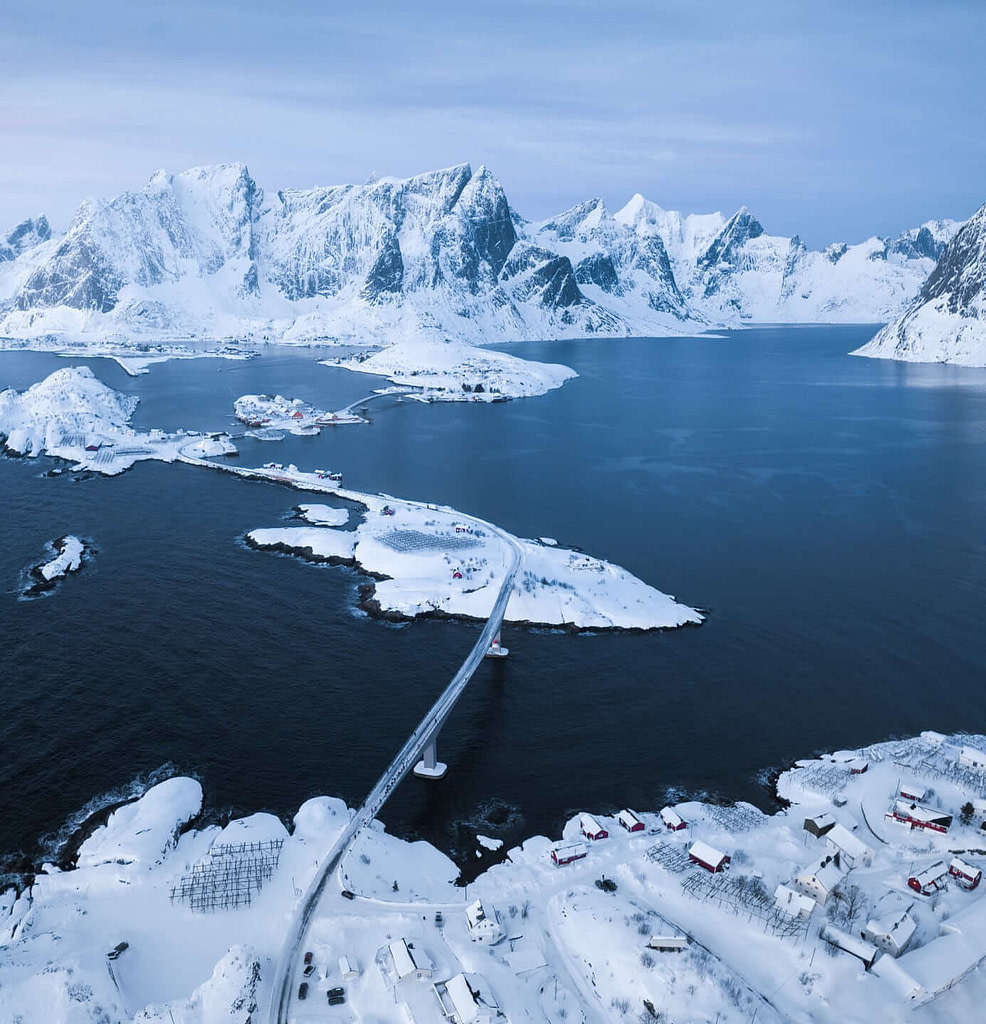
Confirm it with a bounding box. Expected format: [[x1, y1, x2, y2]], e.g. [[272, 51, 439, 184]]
[[820, 924, 878, 969], [660, 806, 687, 831], [803, 812, 836, 837], [618, 809, 645, 833], [580, 814, 608, 841], [465, 899, 504, 945], [434, 972, 503, 1023], [773, 883, 816, 919], [551, 840, 587, 866], [793, 855, 845, 901], [889, 799, 952, 834], [824, 823, 873, 867], [899, 783, 927, 803], [908, 861, 949, 896], [378, 938, 434, 983], [958, 746, 986, 771], [862, 909, 916, 958], [688, 841, 729, 873], [949, 856, 982, 890]]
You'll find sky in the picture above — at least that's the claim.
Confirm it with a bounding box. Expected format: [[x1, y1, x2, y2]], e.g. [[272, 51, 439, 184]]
[[1, 0, 984, 247]]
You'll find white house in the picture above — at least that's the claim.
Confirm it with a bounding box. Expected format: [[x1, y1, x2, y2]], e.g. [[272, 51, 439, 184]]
[[465, 899, 504, 945], [959, 746, 986, 771], [863, 910, 916, 958], [647, 935, 688, 952], [381, 938, 434, 983], [435, 972, 502, 1023], [773, 883, 816, 919], [338, 955, 360, 979], [794, 856, 845, 901], [825, 823, 873, 868]]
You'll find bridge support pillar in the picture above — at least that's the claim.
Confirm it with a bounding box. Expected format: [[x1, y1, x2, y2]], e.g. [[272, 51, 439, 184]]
[[485, 628, 509, 659], [413, 736, 448, 780]]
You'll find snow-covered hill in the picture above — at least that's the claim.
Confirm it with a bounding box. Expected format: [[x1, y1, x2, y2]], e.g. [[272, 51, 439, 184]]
[[0, 365, 139, 456], [853, 202, 986, 366], [0, 162, 961, 355]]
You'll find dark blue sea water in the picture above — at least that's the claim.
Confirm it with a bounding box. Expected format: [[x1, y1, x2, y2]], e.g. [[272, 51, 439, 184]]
[[2, 327, 985, 872]]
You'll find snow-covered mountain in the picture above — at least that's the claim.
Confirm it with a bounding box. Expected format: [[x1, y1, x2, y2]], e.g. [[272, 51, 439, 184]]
[[0, 162, 964, 349], [0, 163, 680, 347], [854, 202, 986, 366], [608, 195, 961, 324]]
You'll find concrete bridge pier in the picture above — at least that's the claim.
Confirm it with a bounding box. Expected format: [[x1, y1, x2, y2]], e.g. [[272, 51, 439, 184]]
[[485, 628, 509, 659], [413, 735, 448, 780]]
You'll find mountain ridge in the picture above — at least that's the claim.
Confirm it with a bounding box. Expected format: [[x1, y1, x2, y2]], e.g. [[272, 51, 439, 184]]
[[0, 161, 967, 352]]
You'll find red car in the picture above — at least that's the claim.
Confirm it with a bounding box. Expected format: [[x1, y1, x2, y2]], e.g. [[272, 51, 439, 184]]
[[303, 951, 313, 965]]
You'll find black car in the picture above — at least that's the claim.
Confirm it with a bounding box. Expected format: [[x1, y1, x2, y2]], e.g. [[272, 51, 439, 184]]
[[328, 994, 346, 1006], [298, 982, 308, 1000], [340, 889, 356, 900], [327, 986, 345, 998]]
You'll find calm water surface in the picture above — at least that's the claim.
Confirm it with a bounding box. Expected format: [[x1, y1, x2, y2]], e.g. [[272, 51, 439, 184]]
[[2, 327, 985, 870]]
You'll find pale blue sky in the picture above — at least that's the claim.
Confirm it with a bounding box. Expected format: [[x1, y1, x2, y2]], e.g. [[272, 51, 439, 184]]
[[1, 0, 983, 246]]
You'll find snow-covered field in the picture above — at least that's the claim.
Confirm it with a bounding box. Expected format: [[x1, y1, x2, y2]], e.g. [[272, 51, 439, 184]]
[[5, 730, 986, 1023]]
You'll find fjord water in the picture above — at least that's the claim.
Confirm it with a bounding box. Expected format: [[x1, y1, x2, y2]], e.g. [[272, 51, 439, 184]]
[[2, 326, 985, 869]]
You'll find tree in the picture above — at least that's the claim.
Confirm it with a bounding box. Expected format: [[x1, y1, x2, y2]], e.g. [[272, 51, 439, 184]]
[[960, 801, 975, 826], [838, 882, 867, 926]]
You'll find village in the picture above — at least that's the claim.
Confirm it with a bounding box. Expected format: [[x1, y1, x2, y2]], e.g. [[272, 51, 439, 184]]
[[5, 731, 986, 1023], [233, 393, 367, 435]]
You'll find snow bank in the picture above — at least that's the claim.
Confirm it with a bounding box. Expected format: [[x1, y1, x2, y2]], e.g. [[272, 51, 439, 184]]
[[297, 503, 349, 526], [245, 526, 356, 562]]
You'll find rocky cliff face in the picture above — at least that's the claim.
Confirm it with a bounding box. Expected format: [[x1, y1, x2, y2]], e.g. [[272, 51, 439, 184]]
[[854, 203, 986, 365], [0, 216, 51, 262]]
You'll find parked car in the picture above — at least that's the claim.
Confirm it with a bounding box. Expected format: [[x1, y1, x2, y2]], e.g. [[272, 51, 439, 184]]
[[328, 994, 346, 1006], [327, 986, 344, 998], [340, 889, 355, 900], [303, 963, 316, 977], [303, 951, 313, 965], [298, 982, 308, 1000]]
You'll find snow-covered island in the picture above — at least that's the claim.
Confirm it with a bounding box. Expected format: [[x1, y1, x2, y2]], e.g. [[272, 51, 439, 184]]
[[23, 535, 89, 597], [246, 492, 700, 630], [5, 730, 986, 1023], [326, 337, 578, 402], [1, 365, 698, 631], [233, 393, 365, 433]]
